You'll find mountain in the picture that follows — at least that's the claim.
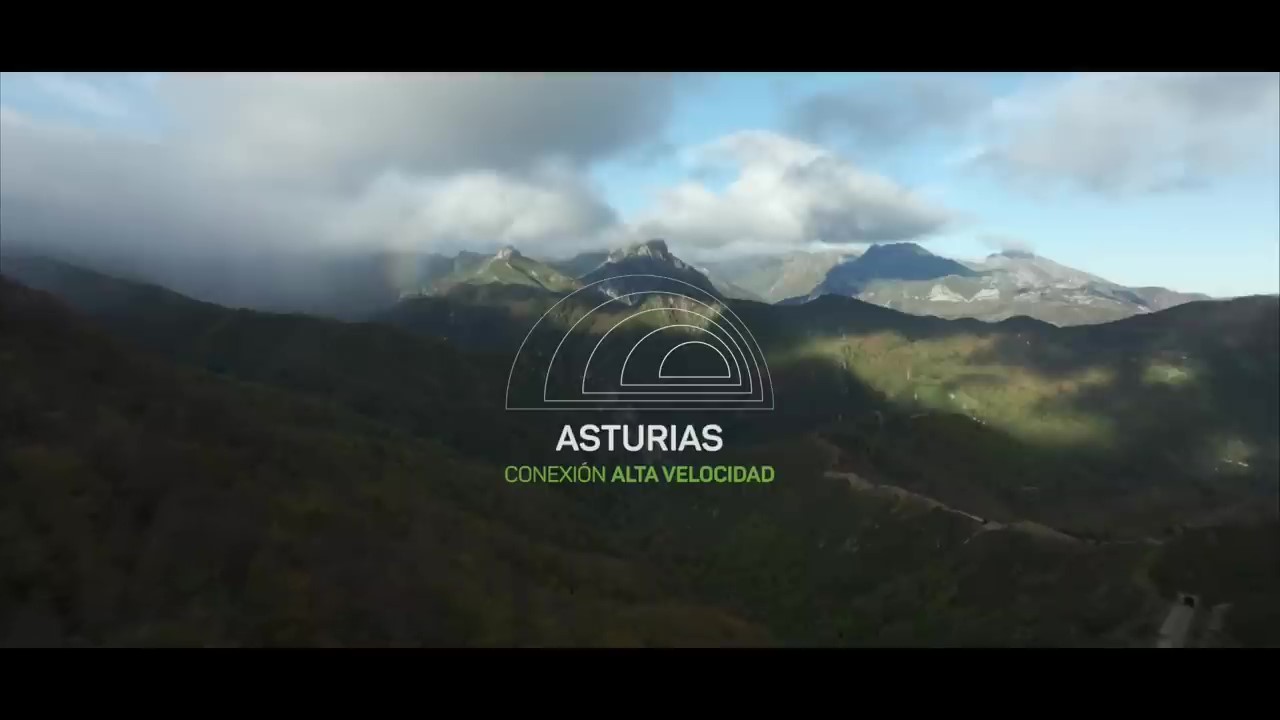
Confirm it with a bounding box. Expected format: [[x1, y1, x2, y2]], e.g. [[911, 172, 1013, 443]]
[[4, 257, 1278, 647], [1123, 285, 1215, 311], [746, 292, 1279, 541], [0, 241, 458, 321], [703, 250, 858, 304], [967, 249, 1110, 287], [697, 267, 767, 302], [816, 243, 979, 296], [547, 247, 763, 301], [808, 247, 1212, 327], [968, 251, 1211, 313], [579, 239, 723, 301], [417, 247, 580, 296], [0, 276, 776, 647], [19, 253, 1272, 538], [547, 251, 610, 279]]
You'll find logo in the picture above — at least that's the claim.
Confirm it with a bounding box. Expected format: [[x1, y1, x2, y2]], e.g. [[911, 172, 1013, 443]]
[[505, 275, 774, 411]]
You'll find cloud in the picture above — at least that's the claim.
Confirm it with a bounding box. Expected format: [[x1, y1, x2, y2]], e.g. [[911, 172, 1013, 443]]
[[788, 72, 1279, 197], [2, 74, 970, 306], [332, 166, 619, 257], [786, 74, 988, 151], [972, 72, 1280, 195], [979, 233, 1035, 254], [161, 72, 683, 191], [635, 131, 954, 259], [0, 113, 626, 265], [0, 73, 683, 309], [2, 74, 682, 252], [31, 73, 132, 119], [0, 108, 331, 259]]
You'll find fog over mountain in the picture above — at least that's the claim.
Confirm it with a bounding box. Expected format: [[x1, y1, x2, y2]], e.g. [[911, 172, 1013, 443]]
[[2, 71, 1278, 649], [6, 72, 1273, 309], [1, 76, 957, 308]]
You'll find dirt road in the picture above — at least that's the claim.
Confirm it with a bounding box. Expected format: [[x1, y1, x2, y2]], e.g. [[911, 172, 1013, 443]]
[[822, 469, 1081, 545]]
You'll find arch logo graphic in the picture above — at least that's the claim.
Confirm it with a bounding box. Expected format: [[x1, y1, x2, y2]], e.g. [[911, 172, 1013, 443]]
[[505, 275, 774, 411]]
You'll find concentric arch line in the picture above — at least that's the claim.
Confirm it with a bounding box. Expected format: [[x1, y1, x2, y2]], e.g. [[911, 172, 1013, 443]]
[[552, 291, 757, 401], [585, 310, 748, 394], [503, 274, 774, 411], [529, 283, 769, 406], [659, 341, 732, 379], [621, 326, 739, 386], [544, 290, 756, 401], [590, 312, 744, 391]]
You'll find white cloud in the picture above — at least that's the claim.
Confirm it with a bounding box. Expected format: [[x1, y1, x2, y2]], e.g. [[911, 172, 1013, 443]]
[[0, 105, 622, 259], [2, 76, 955, 280], [0, 107, 332, 258], [635, 131, 954, 259], [332, 166, 618, 257], [0, 73, 682, 260], [0, 76, 653, 309], [160, 72, 682, 191], [3, 74, 995, 302], [972, 72, 1280, 195], [785, 71, 1279, 197]]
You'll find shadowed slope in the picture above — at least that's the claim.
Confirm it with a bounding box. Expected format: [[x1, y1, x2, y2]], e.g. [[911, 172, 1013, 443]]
[[0, 278, 773, 647], [5, 260, 1277, 646]]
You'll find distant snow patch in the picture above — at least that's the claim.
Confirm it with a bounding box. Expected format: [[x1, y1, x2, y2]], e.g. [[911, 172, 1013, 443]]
[[927, 284, 965, 302]]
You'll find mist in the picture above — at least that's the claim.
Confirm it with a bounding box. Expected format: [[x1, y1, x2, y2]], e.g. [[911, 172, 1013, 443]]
[[0, 74, 686, 315]]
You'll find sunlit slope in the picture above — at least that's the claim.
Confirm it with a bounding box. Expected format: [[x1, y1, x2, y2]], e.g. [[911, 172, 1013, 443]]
[[758, 294, 1277, 451], [13, 255, 1276, 539], [740, 294, 1279, 535], [431, 248, 581, 295]]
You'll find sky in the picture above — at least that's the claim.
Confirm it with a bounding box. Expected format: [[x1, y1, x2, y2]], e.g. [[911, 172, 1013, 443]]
[[1, 71, 1277, 298]]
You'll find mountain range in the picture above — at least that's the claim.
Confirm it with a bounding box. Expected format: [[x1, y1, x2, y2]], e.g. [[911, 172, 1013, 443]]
[[698, 250, 859, 303], [792, 243, 1213, 326], [342, 239, 1212, 329], [5, 235, 1211, 329], [2, 241, 1276, 647]]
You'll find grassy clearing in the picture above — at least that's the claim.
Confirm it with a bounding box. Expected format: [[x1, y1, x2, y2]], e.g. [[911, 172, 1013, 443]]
[[777, 333, 1115, 445]]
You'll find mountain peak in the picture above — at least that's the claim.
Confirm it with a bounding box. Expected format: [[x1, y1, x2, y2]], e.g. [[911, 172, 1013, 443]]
[[993, 249, 1036, 260], [583, 238, 722, 300], [611, 238, 673, 263], [495, 246, 521, 261], [862, 242, 934, 259], [815, 241, 977, 296]]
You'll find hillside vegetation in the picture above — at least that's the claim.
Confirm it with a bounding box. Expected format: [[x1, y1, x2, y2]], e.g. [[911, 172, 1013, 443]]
[[3, 259, 1277, 647], [0, 279, 770, 646], [749, 294, 1279, 536]]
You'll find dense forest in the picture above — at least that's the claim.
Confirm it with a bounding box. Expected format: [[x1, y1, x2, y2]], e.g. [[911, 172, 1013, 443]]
[[2, 259, 1278, 647]]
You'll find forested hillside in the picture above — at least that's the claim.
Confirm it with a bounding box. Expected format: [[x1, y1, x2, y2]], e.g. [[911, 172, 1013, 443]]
[[4, 263, 1277, 647]]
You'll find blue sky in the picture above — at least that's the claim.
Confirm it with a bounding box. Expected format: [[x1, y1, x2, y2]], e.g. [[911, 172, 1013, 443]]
[[594, 72, 1279, 297], [2, 71, 1277, 297]]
